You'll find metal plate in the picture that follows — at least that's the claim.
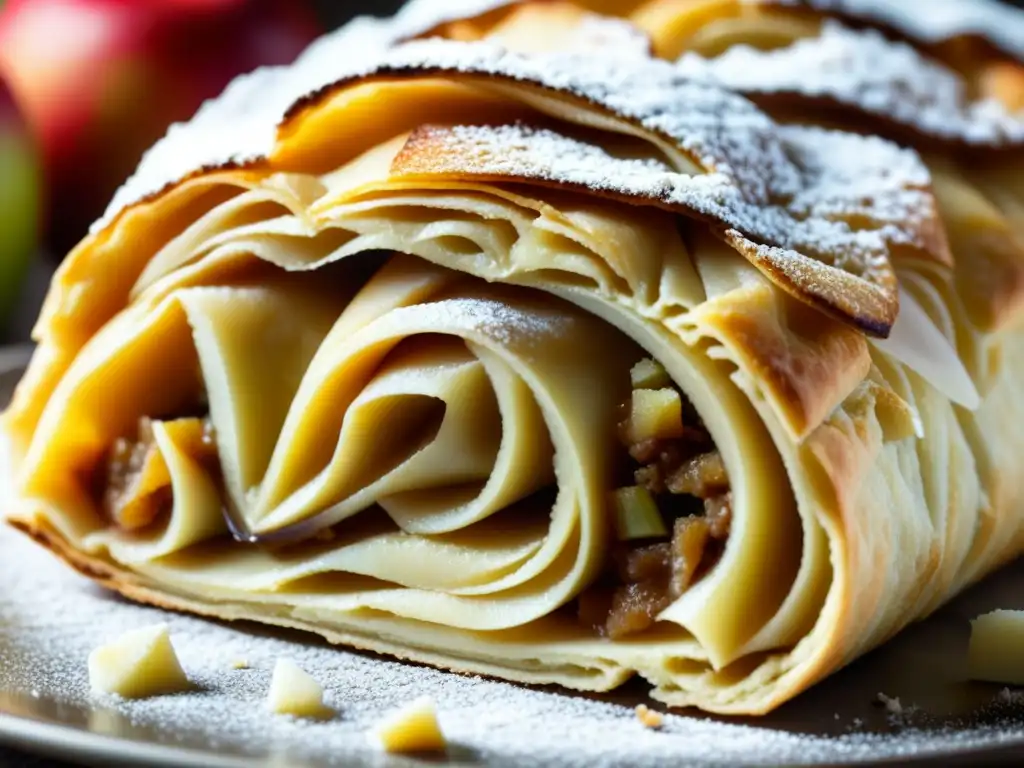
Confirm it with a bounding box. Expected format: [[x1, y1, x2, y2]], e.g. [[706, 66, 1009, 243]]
[[0, 346, 1023, 767]]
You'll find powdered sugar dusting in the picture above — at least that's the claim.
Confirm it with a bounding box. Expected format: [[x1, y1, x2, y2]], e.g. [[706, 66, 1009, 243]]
[[532, 13, 652, 58], [392, 0, 517, 38], [395, 0, 652, 57], [775, 0, 1024, 60], [89, 0, 1024, 238], [397, 119, 932, 279], [3, 522, 1024, 766], [399, 295, 576, 347], [84, 31, 925, 331], [92, 2, 521, 235], [677, 21, 1024, 145], [92, 24, 933, 283]]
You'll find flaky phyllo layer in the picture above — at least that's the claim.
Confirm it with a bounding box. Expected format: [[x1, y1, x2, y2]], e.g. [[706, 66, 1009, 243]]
[[5, 6, 1024, 715]]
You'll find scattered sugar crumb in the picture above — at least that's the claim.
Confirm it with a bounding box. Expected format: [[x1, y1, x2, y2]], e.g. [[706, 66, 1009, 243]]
[[877, 693, 903, 714], [2, 520, 1024, 764], [92, 19, 942, 300], [677, 21, 1024, 146], [875, 692, 922, 725], [635, 704, 664, 730], [997, 688, 1024, 704], [777, 0, 1024, 61]]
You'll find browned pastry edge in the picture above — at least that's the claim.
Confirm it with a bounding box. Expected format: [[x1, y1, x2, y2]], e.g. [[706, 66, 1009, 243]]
[[6, 517, 634, 693], [408, 0, 1024, 154]]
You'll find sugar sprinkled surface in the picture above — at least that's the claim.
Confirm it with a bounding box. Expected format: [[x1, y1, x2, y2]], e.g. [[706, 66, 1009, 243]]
[[91, 20, 935, 301], [776, 0, 1024, 60], [89, 0, 1024, 239], [555, 14, 653, 57], [2, 522, 1024, 766], [677, 21, 1024, 146], [373, 0, 1024, 62], [396, 118, 933, 281], [397, 0, 654, 58], [386, 295, 577, 348], [391, 0, 518, 38]]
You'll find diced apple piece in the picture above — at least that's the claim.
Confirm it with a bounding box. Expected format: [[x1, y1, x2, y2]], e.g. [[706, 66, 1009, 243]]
[[627, 388, 684, 443], [635, 703, 664, 729], [87, 624, 192, 699], [611, 486, 668, 541], [371, 696, 447, 754], [630, 358, 671, 390], [968, 610, 1024, 685], [267, 659, 334, 720]]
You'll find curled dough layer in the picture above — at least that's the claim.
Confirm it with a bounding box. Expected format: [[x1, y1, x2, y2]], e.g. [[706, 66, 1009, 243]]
[[6, 22, 1024, 715]]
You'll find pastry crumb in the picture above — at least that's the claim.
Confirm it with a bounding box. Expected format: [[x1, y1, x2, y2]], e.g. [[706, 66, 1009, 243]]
[[876, 692, 903, 713], [267, 659, 333, 720], [635, 704, 664, 729], [87, 623, 192, 699], [230, 659, 249, 670], [371, 696, 447, 753]]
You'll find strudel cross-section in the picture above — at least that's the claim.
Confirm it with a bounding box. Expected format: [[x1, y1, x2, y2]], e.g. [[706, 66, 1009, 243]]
[[5, 2, 1023, 715]]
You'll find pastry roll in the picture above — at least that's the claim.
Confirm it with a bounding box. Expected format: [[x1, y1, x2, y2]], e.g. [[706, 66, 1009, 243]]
[[4, 10, 1020, 717], [412, 0, 1024, 588]]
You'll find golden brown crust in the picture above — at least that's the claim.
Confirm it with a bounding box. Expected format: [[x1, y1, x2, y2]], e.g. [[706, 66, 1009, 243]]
[[42, 30, 942, 340], [411, 1, 1024, 152], [6, 0, 1018, 720], [381, 109, 930, 336], [692, 282, 872, 441], [390, 120, 902, 338], [980, 62, 1024, 112]]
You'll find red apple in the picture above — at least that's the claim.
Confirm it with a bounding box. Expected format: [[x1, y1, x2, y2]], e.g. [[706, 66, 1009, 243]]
[[0, 0, 322, 254], [0, 70, 40, 329]]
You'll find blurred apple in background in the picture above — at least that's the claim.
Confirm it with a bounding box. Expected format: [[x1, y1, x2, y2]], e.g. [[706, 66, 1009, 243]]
[[0, 70, 40, 333], [0, 0, 322, 256]]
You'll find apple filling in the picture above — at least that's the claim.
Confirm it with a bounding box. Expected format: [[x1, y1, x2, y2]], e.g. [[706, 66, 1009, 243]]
[[578, 358, 731, 639], [95, 354, 729, 643], [100, 414, 218, 532]]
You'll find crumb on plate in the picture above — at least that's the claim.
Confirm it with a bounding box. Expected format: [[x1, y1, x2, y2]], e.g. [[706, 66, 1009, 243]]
[[371, 695, 447, 753], [87, 623, 192, 699], [267, 658, 334, 720], [635, 704, 664, 729]]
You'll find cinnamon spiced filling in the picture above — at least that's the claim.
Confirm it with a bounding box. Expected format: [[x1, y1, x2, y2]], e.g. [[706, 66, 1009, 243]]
[[578, 358, 732, 639], [96, 358, 728, 643]]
